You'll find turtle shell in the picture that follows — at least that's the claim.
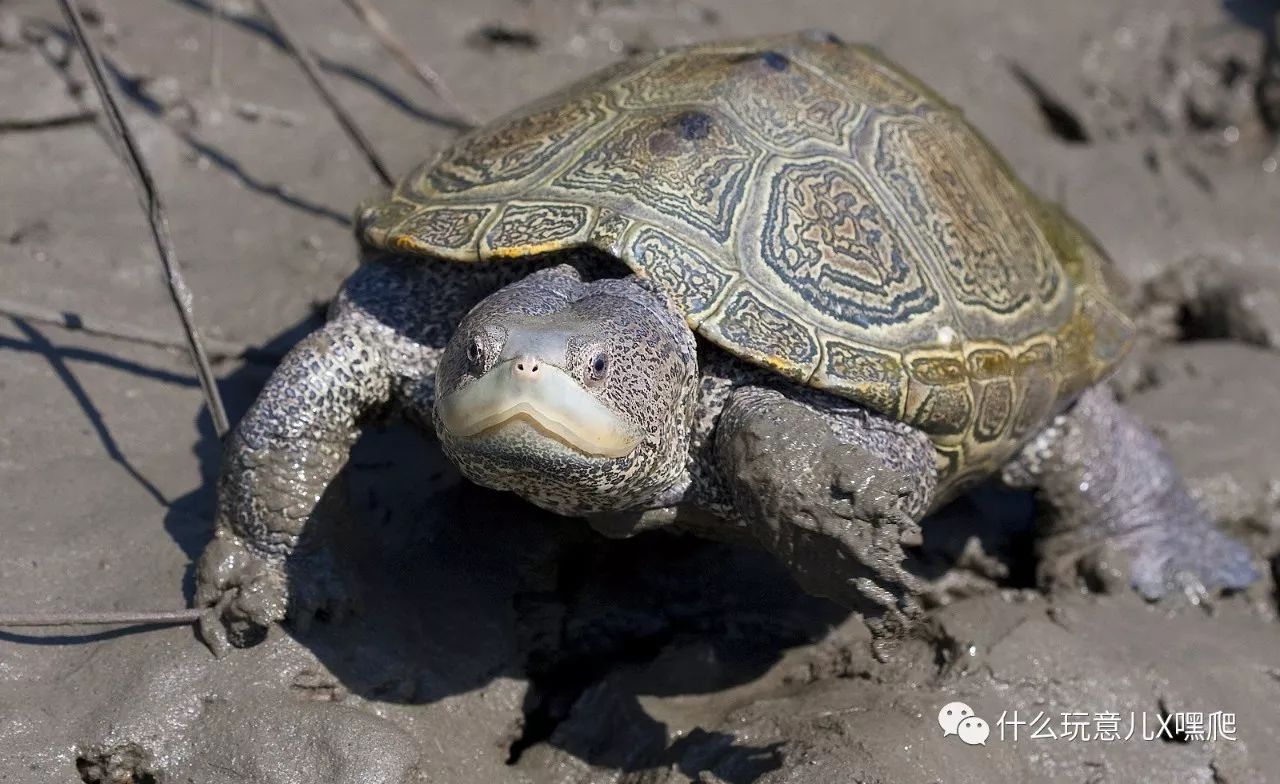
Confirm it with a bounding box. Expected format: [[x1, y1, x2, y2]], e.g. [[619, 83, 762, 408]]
[[358, 32, 1134, 491]]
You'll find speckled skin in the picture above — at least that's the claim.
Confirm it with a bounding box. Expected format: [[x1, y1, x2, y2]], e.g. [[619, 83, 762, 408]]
[[197, 253, 1256, 654]]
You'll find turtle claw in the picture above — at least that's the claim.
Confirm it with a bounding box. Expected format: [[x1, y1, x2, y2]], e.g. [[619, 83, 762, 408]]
[[195, 533, 359, 654], [1124, 528, 1257, 604], [1051, 522, 1258, 606], [195, 534, 289, 653]]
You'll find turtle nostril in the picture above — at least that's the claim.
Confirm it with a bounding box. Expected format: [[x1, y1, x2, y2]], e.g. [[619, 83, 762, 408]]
[[513, 357, 541, 379]]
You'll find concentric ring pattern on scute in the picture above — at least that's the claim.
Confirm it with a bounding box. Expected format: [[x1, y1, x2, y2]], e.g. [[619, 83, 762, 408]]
[[358, 31, 1135, 491]]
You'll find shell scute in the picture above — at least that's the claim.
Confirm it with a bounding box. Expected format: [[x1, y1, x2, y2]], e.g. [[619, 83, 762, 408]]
[[481, 202, 596, 258], [552, 107, 760, 244], [757, 158, 941, 329], [415, 92, 613, 197], [628, 226, 733, 322], [614, 46, 863, 152], [390, 205, 493, 260], [819, 340, 905, 418], [702, 287, 820, 382]]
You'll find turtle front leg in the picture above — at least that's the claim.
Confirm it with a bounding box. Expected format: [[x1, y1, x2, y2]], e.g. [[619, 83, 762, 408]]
[[1004, 385, 1257, 601], [196, 315, 397, 655], [713, 386, 936, 639], [196, 259, 479, 655]]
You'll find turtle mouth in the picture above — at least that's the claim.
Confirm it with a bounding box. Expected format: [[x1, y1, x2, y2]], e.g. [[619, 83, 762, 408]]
[[437, 361, 642, 459]]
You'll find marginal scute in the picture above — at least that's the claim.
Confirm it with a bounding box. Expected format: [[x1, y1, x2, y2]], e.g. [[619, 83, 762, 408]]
[[974, 379, 1014, 442], [1054, 295, 1103, 401], [1011, 342, 1057, 438], [482, 202, 595, 258], [966, 347, 1012, 380], [590, 209, 633, 257], [909, 356, 967, 386], [908, 383, 972, 436], [705, 288, 819, 380], [821, 340, 904, 418], [357, 199, 416, 247], [1081, 290, 1133, 366], [389, 206, 493, 259]]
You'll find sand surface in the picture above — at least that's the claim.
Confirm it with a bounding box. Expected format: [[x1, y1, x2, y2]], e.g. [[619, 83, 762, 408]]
[[1, 0, 1279, 781]]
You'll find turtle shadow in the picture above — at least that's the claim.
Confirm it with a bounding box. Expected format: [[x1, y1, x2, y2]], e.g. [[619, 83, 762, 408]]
[[290, 418, 851, 781], [158, 309, 839, 781], [161, 309, 1031, 782]]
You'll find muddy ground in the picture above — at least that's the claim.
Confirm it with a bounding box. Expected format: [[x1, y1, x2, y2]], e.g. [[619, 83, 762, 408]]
[[2, 0, 1280, 782]]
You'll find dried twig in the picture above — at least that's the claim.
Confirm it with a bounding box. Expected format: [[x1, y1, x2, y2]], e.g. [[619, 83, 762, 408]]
[[254, 0, 394, 187], [0, 296, 282, 362], [0, 109, 97, 132], [0, 609, 202, 628], [59, 0, 231, 438], [338, 0, 477, 128]]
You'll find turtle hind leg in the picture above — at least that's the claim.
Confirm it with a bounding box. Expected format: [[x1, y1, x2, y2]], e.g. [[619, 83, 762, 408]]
[[1004, 385, 1257, 601]]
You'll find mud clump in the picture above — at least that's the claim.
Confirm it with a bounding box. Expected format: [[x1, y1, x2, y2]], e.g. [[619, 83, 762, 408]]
[[75, 743, 157, 784], [3, 1, 1280, 783]]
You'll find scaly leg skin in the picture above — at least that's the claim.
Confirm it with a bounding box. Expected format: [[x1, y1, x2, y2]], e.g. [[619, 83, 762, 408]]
[[1003, 385, 1257, 603], [196, 316, 390, 656], [196, 257, 517, 655], [713, 386, 936, 645]]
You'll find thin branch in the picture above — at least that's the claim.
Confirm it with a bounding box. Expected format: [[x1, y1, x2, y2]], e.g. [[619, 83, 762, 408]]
[[254, 0, 394, 187], [338, 0, 477, 129], [0, 609, 202, 628], [59, 0, 231, 438], [0, 296, 282, 363], [0, 109, 97, 132]]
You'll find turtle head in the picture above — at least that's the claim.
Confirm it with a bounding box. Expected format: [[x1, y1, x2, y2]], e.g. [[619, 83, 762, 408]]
[[434, 265, 698, 516]]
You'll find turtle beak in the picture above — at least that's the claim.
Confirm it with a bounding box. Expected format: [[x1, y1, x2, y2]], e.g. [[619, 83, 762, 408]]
[[437, 357, 643, 459]]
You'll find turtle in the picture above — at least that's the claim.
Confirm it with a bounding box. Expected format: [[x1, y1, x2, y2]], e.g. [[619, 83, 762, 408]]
[[195, 32, 1256, 654]]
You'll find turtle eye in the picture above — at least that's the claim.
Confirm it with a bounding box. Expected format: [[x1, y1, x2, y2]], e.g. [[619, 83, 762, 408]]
[[466, 335, 485, 367], [587, 350, 609, 382]]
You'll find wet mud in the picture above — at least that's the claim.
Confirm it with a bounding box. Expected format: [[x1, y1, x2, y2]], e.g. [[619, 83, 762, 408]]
[[2, 0, 1279, 782]]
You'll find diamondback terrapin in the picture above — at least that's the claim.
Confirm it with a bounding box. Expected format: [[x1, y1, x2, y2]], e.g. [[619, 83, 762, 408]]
[[196, 32, 1255, 653]]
